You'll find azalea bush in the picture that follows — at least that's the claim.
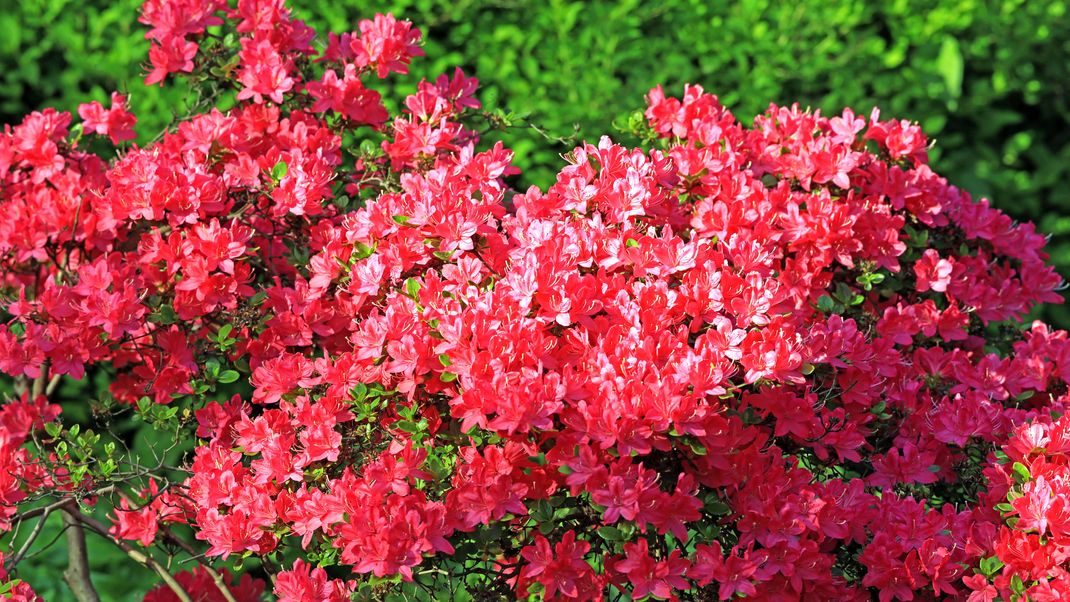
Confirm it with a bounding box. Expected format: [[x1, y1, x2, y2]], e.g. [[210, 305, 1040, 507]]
[[7, 0, 1070, 334], [2, 0, 1070, 601]]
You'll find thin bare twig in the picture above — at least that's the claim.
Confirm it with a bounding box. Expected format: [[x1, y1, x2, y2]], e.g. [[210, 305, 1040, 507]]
[[7, 506, 53, 569]]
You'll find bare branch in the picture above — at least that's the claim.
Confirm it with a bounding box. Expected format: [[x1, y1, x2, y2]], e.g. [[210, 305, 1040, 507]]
[[46, 373, 63, 397], [30, 366, 49, 399], [6, 506, 53, 570]]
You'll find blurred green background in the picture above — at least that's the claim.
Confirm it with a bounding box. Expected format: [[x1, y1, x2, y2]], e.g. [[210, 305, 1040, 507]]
[[3, 0, 1069, 325], [2, 1, 1070, 598]]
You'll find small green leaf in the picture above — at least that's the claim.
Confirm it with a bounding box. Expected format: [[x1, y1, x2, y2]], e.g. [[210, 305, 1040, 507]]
[[217, 324, 233, 340], [404, 277, 421, 299], [597, 526, 623, 541], [354, 242, 376, 260], [1012, 461, 1031, 483], [218, 370, 240, 384], [816, 295, 836, 313], [271, 160, 288, 180], [704, 499, 732, 516], [979, 555, 1004, 577], [1011, 573, 1025, 594]]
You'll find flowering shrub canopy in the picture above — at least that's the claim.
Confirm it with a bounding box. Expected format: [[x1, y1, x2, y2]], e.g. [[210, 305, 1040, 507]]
[[1, 1, 1069, 601]]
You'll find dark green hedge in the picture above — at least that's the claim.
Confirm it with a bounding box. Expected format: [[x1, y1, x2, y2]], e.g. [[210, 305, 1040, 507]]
[[4, 0, 1069, 325]]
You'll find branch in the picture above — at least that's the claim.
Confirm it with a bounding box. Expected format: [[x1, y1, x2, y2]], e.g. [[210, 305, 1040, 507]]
[[30, 366, 49, 399], [9, 486, 116, 524], [64, 506, 194, 602], [61, 509, 101, 602], [6, 505, 53, 570], [46, 373, 63, 397]]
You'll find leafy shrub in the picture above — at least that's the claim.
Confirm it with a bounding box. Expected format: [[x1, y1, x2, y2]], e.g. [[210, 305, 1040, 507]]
[[3, 0, 1070, 328], [2, 1, 1070, 601]]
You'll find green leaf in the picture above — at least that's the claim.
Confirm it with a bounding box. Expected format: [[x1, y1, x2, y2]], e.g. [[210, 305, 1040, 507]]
[[150, 304, 178, 325], [816, 295, 836, 313], [1012, 461, 1031, 483], [1011, 573, 1025, 594], [217, 324, 233, 341], [404, 277, 421, 299], [979, 555, 1004, 577], [597, 526, 624, 541], [217, 370, 240, 384], [704, 499, 732, 516], [271, 160, 288, 180], [354, 242, 376, 260]]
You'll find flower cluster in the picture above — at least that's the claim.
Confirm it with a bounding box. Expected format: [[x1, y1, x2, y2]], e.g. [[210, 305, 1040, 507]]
[[0, 394, 57, 602], [1, 0, 1069, 601], [961, 415, 1070, 601]]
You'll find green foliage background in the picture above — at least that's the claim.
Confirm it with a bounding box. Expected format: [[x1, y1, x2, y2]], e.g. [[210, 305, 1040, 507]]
[[0, 0, 1068, 596]]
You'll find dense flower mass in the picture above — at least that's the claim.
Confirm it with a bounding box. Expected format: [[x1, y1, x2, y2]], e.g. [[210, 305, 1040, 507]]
[[1, 1, 1070, 600]]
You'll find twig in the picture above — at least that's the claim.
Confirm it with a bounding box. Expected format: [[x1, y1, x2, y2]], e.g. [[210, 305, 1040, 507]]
[[19, 523, 73, 564], [31, 367, 49, 399], [46, 374, 63, 397], [7, 506, 53, 569], [61, 509, 101, 602], [9, 486, 117, 523]]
